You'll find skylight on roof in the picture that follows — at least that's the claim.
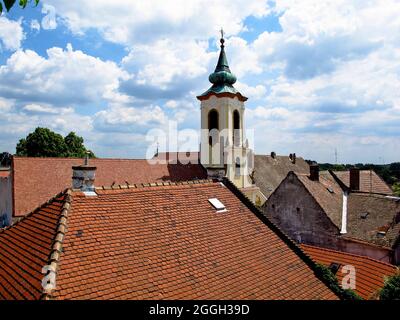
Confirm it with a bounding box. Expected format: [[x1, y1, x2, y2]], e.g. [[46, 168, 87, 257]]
[[208, 198, 227, 212], [83, 191, 97, 197], [329, 262, 341, 275]]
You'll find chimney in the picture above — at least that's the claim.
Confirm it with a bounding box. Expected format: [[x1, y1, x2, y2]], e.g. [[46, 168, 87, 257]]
[[289, 153, 296, 164], [270, 151, 276, 159], [72, 152, 96, 191], [349, 167, 360, 191], [309, 164, 319, 181]]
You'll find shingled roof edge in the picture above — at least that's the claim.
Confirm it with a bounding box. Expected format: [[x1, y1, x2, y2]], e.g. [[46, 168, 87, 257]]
[[221, 177, 343, 300], [40, 189, 72, 300], [0, 188, 69, 234]]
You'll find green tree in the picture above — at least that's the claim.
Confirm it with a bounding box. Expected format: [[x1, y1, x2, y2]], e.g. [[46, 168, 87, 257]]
[[393, 182, 400, 197], [379, 272, 400, 300], [64, 132, 93, 158], [0, 0, 39, 13], [15, 127, 95, 158]]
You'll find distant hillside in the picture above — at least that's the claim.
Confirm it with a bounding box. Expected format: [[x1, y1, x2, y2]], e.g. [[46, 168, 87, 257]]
[[306, 161, 400, 196]]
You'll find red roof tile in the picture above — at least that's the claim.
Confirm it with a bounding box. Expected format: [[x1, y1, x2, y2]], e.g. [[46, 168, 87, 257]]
[[301, 244, 398, 299], [0, 180, 338, 300], [333, 170, 393, 195], [0, 192, 67, 299], [12, 156, 207, 217]]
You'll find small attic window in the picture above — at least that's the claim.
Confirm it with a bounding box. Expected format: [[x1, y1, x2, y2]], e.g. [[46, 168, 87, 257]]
[[360, 212, 369, 219], [208, 198, 227, 213], [377, 231, 386, 238], [329, 262, 341, 275], [327, 187, 334, 194]]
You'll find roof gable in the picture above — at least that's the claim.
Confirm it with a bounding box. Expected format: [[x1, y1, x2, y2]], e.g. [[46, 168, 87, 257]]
[[254, 154, 309, 199]]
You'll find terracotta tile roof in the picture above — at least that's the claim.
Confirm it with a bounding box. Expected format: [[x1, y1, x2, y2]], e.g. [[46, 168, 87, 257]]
[[12, 156, 207, 217], [297, 172, 343, 228], [345, 193, 400, 248], [0, 191, 68, 299], [301, 244, 399, 299], [333, 170, 393, 195], [254, 154, 309, 199], [0, 180, 338, 300]]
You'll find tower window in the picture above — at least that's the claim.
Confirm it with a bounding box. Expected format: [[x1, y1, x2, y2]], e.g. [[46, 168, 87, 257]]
[[235, 157, 241, 176], [233, 110, 240, 146], [208, 109, 219, 145]]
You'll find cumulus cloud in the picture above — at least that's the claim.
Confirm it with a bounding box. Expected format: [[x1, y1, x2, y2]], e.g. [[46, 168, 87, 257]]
[[45, 0, 271, 45], [0, 44, 127, 106], [0, 17, 24, 51]]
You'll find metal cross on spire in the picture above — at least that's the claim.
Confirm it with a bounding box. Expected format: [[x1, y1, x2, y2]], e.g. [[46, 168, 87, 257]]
[[220, 27, 224, 40]]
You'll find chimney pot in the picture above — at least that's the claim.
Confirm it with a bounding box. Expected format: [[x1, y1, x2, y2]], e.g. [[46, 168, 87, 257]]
[[349, 167, 360, 191], [72, 156, 96, 191], [310, 164, 319, 181], [271, 151, 276, 159]]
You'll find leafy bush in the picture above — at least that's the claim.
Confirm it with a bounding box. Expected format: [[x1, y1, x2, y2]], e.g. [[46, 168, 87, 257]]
[[379, 272, 400, 300]]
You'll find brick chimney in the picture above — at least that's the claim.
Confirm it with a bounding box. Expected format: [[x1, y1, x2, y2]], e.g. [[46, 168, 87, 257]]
[[289, 153, 296, 164], [270, 151, 276, 159], [72, 153, 96, 191], [349, 167, 360, 191], [309, 164, 319, 181]]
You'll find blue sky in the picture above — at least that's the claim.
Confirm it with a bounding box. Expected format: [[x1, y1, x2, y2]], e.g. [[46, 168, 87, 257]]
[[0, 0, 399, 163]]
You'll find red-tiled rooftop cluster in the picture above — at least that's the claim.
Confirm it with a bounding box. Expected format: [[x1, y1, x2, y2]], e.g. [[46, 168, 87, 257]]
[[301, 244, 398, 299], [0, 180, 339, 300], [12, 156, 207, 217]]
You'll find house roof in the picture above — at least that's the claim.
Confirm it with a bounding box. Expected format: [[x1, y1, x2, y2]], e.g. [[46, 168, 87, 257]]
[[291, 171, 400, 249], [333, 170, 392, 195], [296, 172, 343, 228], [301, 244, 398, 299], [344, 193, 400, 248], [11, 156, 207, 217], [254, 154, 310, 199], [0, 180, 338, 300], [0, 191, 68, 299]]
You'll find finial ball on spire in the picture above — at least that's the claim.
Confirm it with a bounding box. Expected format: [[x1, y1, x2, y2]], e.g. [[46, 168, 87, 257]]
[[220, 27, 225, 45]]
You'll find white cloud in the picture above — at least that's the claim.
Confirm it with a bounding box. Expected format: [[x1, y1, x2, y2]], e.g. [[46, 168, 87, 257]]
[[45, 0, 271, 45], [0, 44, 127, 106], [0, 17, 24, 51]]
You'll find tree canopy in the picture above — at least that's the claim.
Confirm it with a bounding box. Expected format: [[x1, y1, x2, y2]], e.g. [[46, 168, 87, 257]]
[[379, 272, 400, 300], [0, 0, 39, 13], [16, 127, 95, 158]]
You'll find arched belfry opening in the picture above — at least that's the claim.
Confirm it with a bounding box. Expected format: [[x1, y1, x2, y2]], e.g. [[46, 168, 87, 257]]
[[208, 109, 219, 145], [233, 110, 240, 146]]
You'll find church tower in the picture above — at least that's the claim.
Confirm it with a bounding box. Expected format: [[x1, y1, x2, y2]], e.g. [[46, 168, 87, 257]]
[[197, 32, 259, 200]]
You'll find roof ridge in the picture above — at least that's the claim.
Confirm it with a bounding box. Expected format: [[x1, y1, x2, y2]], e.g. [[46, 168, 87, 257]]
[[0, 189, 68, 234], [94, 178, 215, 191], [40, 189, 72, 300], [301, 244, 399, 269], [221, 177, 343, 299]]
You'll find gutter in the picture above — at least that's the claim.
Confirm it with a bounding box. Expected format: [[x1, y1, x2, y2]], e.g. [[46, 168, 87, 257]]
[[340, 191, 348, 234]]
